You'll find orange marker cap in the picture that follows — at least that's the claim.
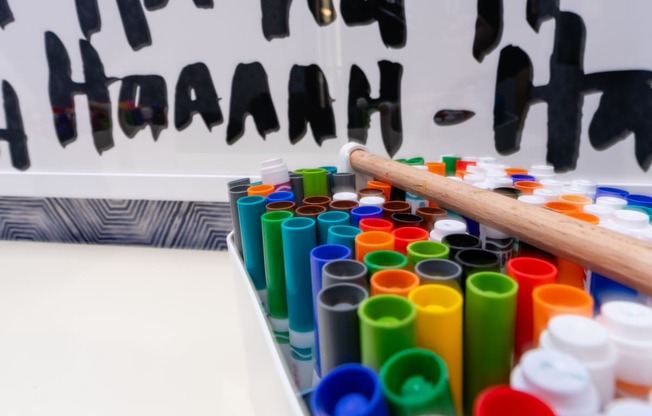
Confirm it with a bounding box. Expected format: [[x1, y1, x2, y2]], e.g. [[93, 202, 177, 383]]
[[544, 201, 581, 214], [564, 211, 599, 224], [559, 194, 592, 208], [532, 283, 594, 345], [426, 162, 446, 176], [505, 167, 529, 176], [354, 231, 395, 262], [366, 180, 392, 200], [247, 183, 275, 197], [370, 269, 420, 297], [514, 181, 543, 195]]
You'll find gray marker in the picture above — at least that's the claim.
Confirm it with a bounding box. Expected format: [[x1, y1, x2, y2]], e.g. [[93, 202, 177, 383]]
[[322, 259, 369, 291], [228, 183, 251, 256], [415, 258, 463, 293]]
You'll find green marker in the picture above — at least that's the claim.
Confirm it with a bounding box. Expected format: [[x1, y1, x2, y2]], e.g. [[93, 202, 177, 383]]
[[364, 250, 408, 277], [380, 348, 456, 416], [441, 155, 460, 176], [300, 168, 328, 197], [359, 294, 416, 372], [406, 241, 450, 268], [261, 210, 294, 362], [464, 271, 518, 412]]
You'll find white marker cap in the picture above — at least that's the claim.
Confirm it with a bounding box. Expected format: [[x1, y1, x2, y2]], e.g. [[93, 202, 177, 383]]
[[358, 196, 385, 208], [518, 195, 546, 206], [540, 179, 564, 192], [533, 188, 561, 202], [583, 204, 615, 224], [572, 179, 598, 196], [463, 173, 486, 185], [612, 210, 649, 231], [511, 349, 600, 416], [466, 165, 486, 174], [598, 301, 652, 390], [333, 192, 358, 202], [605, 399, 652, 416], [429, 219, 467, 242], [488, 177, 514, 188], [486, 169, 507, 178], [530, 164, 556, 180], [596, 197, 628, 210], [561, 185, 588, 196], [539, 315, 617, 407]]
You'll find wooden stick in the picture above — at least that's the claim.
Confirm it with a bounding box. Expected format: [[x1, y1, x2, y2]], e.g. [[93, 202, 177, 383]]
[[349, 149, 652, 295]]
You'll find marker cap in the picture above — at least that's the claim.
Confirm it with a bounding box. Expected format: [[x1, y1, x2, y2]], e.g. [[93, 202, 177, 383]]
[[322, 259, 369, 291], [605, 399, 652, 416], [510, 349, 600, 416], [416, 207, 447, 231], [583, 203, 615, 223], [441, 233, 482, 260], [595, 186, 629, 199], [560, 194, 592, 208], [290, 173, 304, 207], [358, 187, 385, 200], [237, 195, 268, 293], [494, 187, 522, 198], [370, 269, 419, 297], [391, 227, 429, 255], [332, 172, 356, 194], [228, 183, 251, 256], [301, 168, 329, 197], [382, 201, 412, 220], [565, 211, 599, 224], [380, 348, 456, 416], [414, 259, 463, 292], [260, 158, 291, 191], [350, 206, 383, 228], [407, 241, 450, 269], [430, 219, 467, 242], [391, 213, 425, 229], [529, 164, 554, 177], [454, 249, 500, 284], [311, 363, 389, 416], [505, 167, 529, 176], [540, 314, 618, 407], [295, 204, 327, 218], [364, 250, 408, 277], [518, 195, 546, 206], [366, 180, 392, 200], [354, 231, 395, 263], [267, 191, 294, 203], [597, 196, 628, 210], [474, 386, 555, 416], [303, 195, 332, 208], [464, 173, 486, 185], [329, 200, 359, 213], [359, 218, 394, 233], [317, 210, 350, 245], [540, 178, 564, 191], [261, 210, 294, 320], [488, 177, 514, 189], [626, 194, 652, 208], [332, 192, 358, 202], [327, 225, 362, 256], [359, 294, 416, 371], [544, 201, 581, 214], [247, 183, 275, 197], [532, 284, 594, 345], [359, 196, 385, 208], [514, 181, 543, 195], [426, 162, 446, 176]]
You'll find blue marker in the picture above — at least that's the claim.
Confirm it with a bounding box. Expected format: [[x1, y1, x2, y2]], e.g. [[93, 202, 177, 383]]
[[626, 194, 652, 209], [282, 217, 318, 390], [267, 191, 295, 203], [237, 195, 268, 307], [510, 174, 536, 183], [595, 186, 629, 199], [351, 206, 383, 228]]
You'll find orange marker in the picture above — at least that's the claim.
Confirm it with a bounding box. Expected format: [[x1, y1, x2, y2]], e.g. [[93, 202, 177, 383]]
[[544, 201, 581, 214], [366, 180, 392, 201], [559, 194, 592, 209], [370, 269, 419, 297], [532, 284, 593, 344], [505, 167, 528, 176], [426, 162, 446, 176], [355, 231, 395, 262], [247, 183, 275, 197], [514, 181, 542, 195], [554, 212, 599, 289]]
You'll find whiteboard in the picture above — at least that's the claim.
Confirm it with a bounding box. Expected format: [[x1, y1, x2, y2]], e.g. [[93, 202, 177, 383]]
[[0, 1, 650, 201]]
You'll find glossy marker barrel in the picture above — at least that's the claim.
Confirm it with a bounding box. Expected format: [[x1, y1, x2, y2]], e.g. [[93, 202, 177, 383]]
[[317, 211, 350, 245], [355, 231, 394, 263], [237, 195, 268, 305], [442, 233, 481, 260], [261, 210, 293, 361], [364, 250, 408, 277], [370, 269, 419, 297], [228, 183, 250, 256], [532, 284, 594, 345], [380, 348, 456, 416], [310, 244, 352, 376], [474, 386, 555, 416], [507, 257, 558, 359], [301, 168, 328, 197], [406, 241, 449, 269], [350, 206, 383, 228], [409, 285, 463, 414], [359, 294, 416, 371], [392, 227, 429, 255], [327, 225, 362, 257], [414, 259, 463, 293], [281, 217, 317, 389], [317, 283, 368, 375], [464, 272, 518, 411], [322, 259, 368, 290], [311, 363, 389, 416]]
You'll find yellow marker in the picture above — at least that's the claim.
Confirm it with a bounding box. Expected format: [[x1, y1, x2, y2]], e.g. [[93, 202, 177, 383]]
[[408, 285, 464, 415]]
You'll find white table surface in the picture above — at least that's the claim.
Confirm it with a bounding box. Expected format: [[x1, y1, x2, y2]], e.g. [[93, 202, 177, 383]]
[[0, 241, 296, 416]]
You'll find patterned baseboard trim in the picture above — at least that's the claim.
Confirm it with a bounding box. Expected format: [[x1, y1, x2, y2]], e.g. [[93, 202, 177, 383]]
[[0, 197, 232, 250]]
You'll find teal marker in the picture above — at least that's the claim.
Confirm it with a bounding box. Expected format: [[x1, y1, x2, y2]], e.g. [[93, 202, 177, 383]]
[[237, 195, 268, 307], [281, 217, 318, 390]]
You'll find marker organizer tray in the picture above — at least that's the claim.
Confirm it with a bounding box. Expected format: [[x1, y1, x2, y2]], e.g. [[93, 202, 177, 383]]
[[227, 232, 310, 416]]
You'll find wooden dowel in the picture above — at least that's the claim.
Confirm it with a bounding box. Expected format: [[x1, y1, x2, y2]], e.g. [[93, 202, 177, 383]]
[[349, 149, 652, 295]]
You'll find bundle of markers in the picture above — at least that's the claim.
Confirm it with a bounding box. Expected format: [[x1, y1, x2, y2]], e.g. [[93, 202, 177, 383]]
[[227, 155, 652, 416]]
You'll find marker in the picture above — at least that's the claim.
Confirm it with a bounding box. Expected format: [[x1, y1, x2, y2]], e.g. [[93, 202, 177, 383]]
[[597, 196, 628, 210], [327, 225, 362, 256], [598, 301, 652, 400], [539, 314, 617, 407], [320, 165, 337, 194], [281, 217, 318, 389], [441, 155, 460, 176], [310, 244, 352, 376], [317, 283, 368, 375], [595, 186, 629, 199], [441, 233, 481, 260], [355, 231, 395, 263], [317, 211, 350, 245], [416, 207, 448, 231], [350, 206, 383, 228], [370, 269, 419, 297], [414, 259, 463, 293], [507, 257, 558, 359], [533, 188, 561, 203], [267, 191, 294, 203], [290, 172, 304, 207], [408, 286, 463, 414], [322, 259, 368, 291], [299, 168, 328, 198], [228, 177, 251, 189], [332, 172, 356, 194], [392, 226, 429, 255], [560, 194, 592, 209], [364, 250, 408, 276], [358, 294, 416, 371], [266, 201, 296, 213], [237, 195, 268, 306], [510, 174, 536, 182], [295, 204, 327, 218], [605, 399, 652, 416], [474, 386, 555, 416], [391, 213, 424, 230], [247, 183, 275, 197], [329, 199, 358, 213], [382, 201, 411, 220], [366, 180, 392, 200], [504, 167, 529, 176], [406, 192, 428, 215], [511, 349, 600, 416], [429, 219, 467, 242], [359, 218, 394, 233], [494, 187, 522, 199], [380, 348, 456, 416], [303, 195, 332, 209], [358, 187, 385, 200], [261, 210, 294, 363], [464, 271, 518, 411], [261, 157, 291, 191], [529, 164, 555, 181], [310, 363, 389, 416], [479, 217, 514, 273], [532, 284, 594, 345], [626, 193, 652, 208], [426, 161, 446, 176], [514, 181, 542, 195], [406, 241, 450, 269], [454, 248, 500, 291], [359, 196, 385, 208], [228, 183, 251, 256], [556, 212, 597, 290], [544, 201, 581, 214]]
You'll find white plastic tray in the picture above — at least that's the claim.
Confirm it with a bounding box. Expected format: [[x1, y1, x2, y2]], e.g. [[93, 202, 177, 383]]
[[227, 231, 310, 416]]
